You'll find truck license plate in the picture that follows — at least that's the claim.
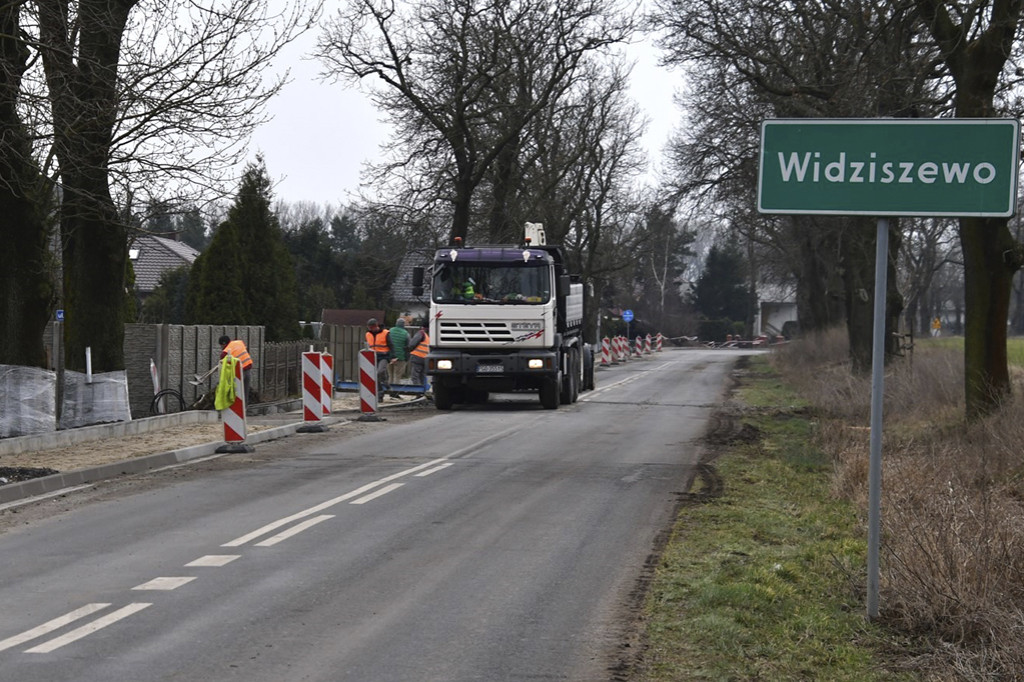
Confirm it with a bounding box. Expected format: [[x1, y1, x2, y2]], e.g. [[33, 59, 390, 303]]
[[477, 364, 503, 373]]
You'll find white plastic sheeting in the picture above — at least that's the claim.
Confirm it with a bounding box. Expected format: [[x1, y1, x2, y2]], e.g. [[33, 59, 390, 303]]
[[0, 365, 57, 438], [59, 370, 132, 430]]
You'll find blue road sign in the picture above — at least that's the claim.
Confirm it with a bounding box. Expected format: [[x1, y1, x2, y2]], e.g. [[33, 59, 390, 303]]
[[622, 309, 633, 322]]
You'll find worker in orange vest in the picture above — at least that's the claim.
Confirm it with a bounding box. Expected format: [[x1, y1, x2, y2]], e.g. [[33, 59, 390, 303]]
[[365, 318, 391, 399], [408, 322, 430, 392], [219, 335, 254, 402]]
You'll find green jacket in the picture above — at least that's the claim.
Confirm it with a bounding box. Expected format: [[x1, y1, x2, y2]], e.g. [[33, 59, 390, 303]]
[[389, 323, 410, 360]]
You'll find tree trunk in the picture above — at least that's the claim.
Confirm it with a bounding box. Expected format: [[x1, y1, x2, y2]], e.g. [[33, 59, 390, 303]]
[[960, 215, 1016, 417], [39, 0, 137, 371], [61, 180, 130, 371], [0, 3, 55, 367], [793, 217, 845, 333], [843, 219, 876, 374]]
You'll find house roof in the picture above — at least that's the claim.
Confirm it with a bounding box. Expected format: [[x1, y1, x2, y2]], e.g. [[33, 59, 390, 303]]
[[321, 309, 386, 327], [130, 235, 200, 294]]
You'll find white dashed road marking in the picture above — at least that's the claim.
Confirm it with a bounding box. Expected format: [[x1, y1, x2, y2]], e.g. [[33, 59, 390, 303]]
[[186, 555, 241, 567], [132, 577, 197, 591]]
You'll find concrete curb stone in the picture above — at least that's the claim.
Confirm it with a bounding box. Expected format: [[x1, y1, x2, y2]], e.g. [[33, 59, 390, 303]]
[[0, 396, 424, 506]]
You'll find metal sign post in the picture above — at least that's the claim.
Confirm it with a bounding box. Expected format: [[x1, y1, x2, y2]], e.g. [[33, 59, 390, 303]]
[[866, 218, 888, 619], [757, 117, 1020, 621]]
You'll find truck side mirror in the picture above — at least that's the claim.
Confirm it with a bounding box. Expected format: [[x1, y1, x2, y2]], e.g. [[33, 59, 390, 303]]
[[412, 266, 424, 297], [557, 274, 570, 298]]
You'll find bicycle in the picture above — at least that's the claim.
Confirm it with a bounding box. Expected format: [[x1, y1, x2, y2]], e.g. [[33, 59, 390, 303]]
[[148, 366, 218, 416]]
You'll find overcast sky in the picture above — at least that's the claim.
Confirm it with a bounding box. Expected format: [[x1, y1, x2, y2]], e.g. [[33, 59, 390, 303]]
[[247, 26, 683, 206]]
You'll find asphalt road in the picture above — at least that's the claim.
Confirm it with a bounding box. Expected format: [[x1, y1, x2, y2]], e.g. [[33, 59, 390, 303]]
[[0, 348, 753, 681]]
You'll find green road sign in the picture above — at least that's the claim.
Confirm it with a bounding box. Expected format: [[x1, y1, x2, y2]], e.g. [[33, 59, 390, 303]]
[[758, 118, 1020, 217]]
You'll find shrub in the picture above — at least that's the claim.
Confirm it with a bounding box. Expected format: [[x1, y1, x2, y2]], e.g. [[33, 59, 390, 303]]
[[772, 329, 1024, 678]]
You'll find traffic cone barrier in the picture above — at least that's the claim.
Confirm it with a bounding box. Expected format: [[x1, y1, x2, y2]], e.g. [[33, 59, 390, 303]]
[[358, 349, 383, 421], [320, 352, 333, 416], [216, 357, 253, 453], [298, 351, 328, 433]]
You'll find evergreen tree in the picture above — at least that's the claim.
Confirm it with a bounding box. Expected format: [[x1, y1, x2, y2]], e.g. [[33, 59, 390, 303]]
[[140, 266, 191, 323], [690, 238, 747, 323], [186, 158, 300, 340], [177, 208, 209, 251]]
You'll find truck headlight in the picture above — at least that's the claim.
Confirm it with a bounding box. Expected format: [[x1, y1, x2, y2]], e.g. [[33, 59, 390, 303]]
[[528, 358, 544, 369], [437, 359, 453, 370]]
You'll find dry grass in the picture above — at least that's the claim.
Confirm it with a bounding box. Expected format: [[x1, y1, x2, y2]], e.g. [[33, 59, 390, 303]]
[[773, 329, 1024, 679]]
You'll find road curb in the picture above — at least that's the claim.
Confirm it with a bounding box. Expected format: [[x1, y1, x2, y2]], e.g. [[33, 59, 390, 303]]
[[0, 397, 426, 506]]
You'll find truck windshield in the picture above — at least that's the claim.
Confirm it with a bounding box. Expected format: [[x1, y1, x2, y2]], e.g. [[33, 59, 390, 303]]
[[432, 263, 550, 304]]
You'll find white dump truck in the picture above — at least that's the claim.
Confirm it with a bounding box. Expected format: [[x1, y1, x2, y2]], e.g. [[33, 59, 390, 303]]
[[413, 223, 595, 409]]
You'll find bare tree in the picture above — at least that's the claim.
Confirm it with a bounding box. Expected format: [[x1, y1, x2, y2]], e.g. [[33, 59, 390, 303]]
[[26, 0, 317, 371], [914, 0, 1024, 418], [650, 0, 940, 370], [898, 217, 960, 335], [316, 0, 634, 243]]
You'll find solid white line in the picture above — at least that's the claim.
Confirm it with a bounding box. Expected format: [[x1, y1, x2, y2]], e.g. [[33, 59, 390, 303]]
[[415, 463, 453, 477], [0, 603, 110, 653], [350, 483, 404, 504], [254, 514, 334, 547], [185, 555, 240, 567], [0, 485, 94, 512], [580, 374, 640, 400], [25, 603, 152, 654], [222, 457, 450, 547], [132, 577, 196, 591]]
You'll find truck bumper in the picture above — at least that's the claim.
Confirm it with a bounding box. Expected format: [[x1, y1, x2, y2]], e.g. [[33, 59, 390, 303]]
[[426, 349, 558, 391]]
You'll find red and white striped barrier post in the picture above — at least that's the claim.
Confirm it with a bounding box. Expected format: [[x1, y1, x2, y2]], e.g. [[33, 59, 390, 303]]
[[358, 349, 383, 421], [616, 336, 627, 362], [298, 351, 328, 433], [656, 333, 663, 352], [644, 334, 652, 354], [216, 357, 253, 453], [635, 336, 643, 357], [320, 352, 334, 416], [600, 337, 610, 366]]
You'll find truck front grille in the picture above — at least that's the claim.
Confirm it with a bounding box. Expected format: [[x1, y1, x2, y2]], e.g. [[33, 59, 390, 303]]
[[438, 321, 516, 343]]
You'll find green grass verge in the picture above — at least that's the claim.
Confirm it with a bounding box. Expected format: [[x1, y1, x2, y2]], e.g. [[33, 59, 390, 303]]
[[923, 335, 1024, 367], [632, 355, 914, 681]]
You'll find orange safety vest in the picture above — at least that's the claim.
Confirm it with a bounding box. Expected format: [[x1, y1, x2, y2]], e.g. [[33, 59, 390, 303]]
[[366, 328, 390, 354], [223, 340, 253, 369], [410, 332, 430, 359]]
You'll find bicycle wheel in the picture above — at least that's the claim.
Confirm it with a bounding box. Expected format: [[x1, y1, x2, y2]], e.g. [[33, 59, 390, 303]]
[[150, 389, 186, 416]]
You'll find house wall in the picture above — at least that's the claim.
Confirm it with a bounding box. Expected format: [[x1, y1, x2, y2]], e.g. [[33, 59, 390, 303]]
[[757, 302, 799, 337]]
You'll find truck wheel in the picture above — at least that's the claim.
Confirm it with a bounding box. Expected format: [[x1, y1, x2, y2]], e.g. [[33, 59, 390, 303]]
[[582, 345, 595, 391], [572, 348, 581, 402], [540, 376, 559, 409], [560, 348, 578, 405], [434, 384, 455, 410]]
